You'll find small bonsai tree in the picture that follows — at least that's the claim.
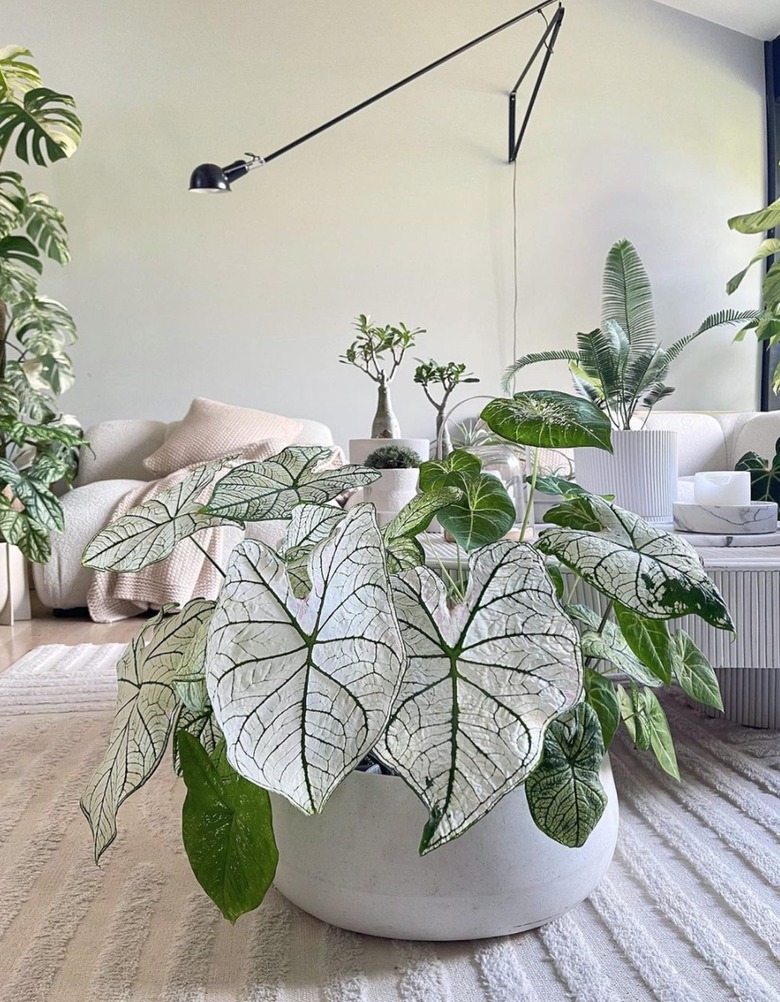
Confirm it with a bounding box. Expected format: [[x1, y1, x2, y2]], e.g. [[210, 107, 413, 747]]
[[414, 358, 479, 458], [339, 314, 424, 438], [364, 444, 420, 469]]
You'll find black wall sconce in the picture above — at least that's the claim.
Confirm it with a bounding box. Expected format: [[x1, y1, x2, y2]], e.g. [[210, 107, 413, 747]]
[[189, 1, 565, 193]]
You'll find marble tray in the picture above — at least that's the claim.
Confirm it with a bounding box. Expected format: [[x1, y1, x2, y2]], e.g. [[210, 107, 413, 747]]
[[672, 501, 778, 536]]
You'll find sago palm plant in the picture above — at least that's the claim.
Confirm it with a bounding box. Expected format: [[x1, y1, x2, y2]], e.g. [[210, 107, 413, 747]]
[[503, 239, 757, 430]]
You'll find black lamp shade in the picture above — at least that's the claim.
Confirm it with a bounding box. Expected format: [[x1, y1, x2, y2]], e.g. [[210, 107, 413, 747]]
[[189, 163, 230, 193]]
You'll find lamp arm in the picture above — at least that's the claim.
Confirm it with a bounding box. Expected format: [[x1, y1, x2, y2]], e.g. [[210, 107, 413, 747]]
[[261, 0, 561, 166]]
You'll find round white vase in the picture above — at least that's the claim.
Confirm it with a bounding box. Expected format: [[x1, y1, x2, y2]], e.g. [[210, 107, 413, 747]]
[[271, 759, 619, 941], [574, 428, 678, 522], [363, 468, 419, 517]]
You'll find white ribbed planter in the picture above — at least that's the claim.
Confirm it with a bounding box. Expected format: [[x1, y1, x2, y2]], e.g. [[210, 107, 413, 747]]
[[363, 468, 419, 517], [271, 760, 619, 941], [575, 429, 678, 522], [0, 542, 31, 626]]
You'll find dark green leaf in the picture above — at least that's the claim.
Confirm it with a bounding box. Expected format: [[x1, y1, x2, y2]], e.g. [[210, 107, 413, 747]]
[[617, 684, 650, 751], [641, 689, 680, 779], [584, 670, 620, 748], [178, 733, 278, 923], [543, 495, 602, 531], [613, 604, 675, 684], [673, 630, 723, 711], [418, 450, 481, 492], [0, 86, 81, 165], [481, 390, 613, 452], [546, 561, 565, 600], [525, 703, 607, 848], [437, 472, 515, 551], [172, 708, 222, 774]]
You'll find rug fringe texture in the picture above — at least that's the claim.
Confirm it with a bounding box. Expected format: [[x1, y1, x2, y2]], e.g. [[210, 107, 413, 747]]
[[0, 642, 778, 1001]]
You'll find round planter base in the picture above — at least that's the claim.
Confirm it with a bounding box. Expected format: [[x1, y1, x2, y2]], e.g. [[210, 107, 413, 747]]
[[271, 760, 619, 941]]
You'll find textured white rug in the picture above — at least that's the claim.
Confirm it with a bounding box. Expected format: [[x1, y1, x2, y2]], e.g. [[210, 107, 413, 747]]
[[0, 642, 778, 1002]]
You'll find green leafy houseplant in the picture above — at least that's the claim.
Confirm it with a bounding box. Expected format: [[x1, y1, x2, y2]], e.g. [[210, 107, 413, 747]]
[[413, 358, 479, 458], [735, 437, 780, 503], [80, 399, 732, 924], [0, 45, 84, 562], [503, 239, 757, 430], [339, 314, 424, 438], [364, 444, 420, 469], [726, 198, 780, 391]]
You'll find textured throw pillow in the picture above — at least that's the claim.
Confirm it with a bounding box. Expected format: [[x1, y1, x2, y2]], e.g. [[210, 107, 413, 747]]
[[143, 398, 303, 476]]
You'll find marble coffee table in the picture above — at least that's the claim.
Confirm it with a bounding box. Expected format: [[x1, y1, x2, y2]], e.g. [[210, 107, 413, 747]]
[[422, 534, 780, 729]]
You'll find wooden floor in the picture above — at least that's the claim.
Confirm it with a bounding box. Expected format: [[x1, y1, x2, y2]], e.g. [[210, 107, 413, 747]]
[[0, 598, 141, 673]]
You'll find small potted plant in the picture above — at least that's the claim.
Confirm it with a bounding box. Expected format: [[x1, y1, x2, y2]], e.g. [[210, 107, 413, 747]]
[[413, 358, 479, 458], [503, 239, 757, 521], [340, 314, 430, 465], [362, 444, 420, 521], [80, 394, 732, 940]]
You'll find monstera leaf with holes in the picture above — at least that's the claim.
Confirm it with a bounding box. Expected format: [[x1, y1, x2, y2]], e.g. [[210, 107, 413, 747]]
[[206, 505, 405, 813], [538, 495, 734, 629], [203, 446, 379, 521], [80, 599, 215, 862], [0, 46, 83, 560], [375, 539, 582, 853], [83, 459, 238, 572]]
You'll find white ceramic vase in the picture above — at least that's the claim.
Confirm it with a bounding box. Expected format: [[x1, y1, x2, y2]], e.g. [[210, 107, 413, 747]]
[[574, 428, 678, 522], [363, 468, 419, 519], [271, 759, 619, 941], [0, 542, 31, 626]]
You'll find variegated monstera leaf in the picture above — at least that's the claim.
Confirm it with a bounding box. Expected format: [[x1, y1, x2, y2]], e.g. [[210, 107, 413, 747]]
[[202, 446, 379, 522], [206, 504, 405, 814], [82, 460, 234, 572], [376, 539, 582, 854], [538, 496, 734, 630], [81, 598, 215, 861]]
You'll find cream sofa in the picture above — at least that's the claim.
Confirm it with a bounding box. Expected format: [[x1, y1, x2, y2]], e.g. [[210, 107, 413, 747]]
[[32, 416, 335, 611]]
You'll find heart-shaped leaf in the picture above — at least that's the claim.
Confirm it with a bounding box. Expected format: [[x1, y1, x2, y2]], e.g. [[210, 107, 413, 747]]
[[640, 689, 679, 779], [178, 735, 278, 922], [613, 603, 675, 684], [203, 446, 379, 522], [736, 438, 780, 503], [376, 539, 582, 853], [481, 390, 613, 452], [381, 488, 462, 572], [173, 707, 222, 774], [617, 684, 651, 750], [80, 599, 215, 862], [82, 459, 233, 572], [537, 496, 734, 630], [206, 504, 405, 814], [673, 631, 723, 711], [418, 450, 515, 552], [279, 503, 346, 597], [524, 702, 608, 847], [584, 670, 620, 748]]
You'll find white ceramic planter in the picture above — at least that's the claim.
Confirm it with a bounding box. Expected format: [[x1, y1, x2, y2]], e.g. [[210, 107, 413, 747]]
[[575, 428, 678, 522], [0, 542, 31, 626], [349, 438, 430, 465], [363, 468, 419, 517], [271, 759, 619, 941]]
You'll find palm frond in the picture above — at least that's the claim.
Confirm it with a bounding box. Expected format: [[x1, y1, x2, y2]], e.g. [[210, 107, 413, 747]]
[[602, 239, 655, 349], [501, 349, 580, 393], [660, 309, 760, 368]]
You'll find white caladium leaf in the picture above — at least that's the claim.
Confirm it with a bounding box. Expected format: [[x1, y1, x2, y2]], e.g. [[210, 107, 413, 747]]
[[382, 487, 462, 572], [173, 707, 223, 775], [538, 496, 733, 630], [80, 598, 215, 861], [206, 504, 405, 814], [202, 446, 379, 522], [376, 539, 582, 853], [172, 608, 216, 712], [279, 503, 346, 598], [567, 603, 660, 687], [82, 460, 233, 572]]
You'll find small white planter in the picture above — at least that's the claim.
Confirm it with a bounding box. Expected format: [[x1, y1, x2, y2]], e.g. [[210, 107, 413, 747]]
[[363, 468, 419, 518], [575, 429, 678, 522], [271, 759, 619, 941], [0, 542, 31, 626], [349, 438, 429, 465]]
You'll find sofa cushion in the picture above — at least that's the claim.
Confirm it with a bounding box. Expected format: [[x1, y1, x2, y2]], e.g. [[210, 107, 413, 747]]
[[644, 411, 728, 476], [143, 398, 303, 476], [76, 420, 169, 487]]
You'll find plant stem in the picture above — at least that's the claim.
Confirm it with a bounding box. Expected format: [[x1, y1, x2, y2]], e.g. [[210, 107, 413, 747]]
[[190, 536, 226, 577], [519, 446, 540, 539]]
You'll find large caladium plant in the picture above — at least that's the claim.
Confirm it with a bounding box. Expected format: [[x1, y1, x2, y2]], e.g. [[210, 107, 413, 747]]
[[81, 388, 732, 921]]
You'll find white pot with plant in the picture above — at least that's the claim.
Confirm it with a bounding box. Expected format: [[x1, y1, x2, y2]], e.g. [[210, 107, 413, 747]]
[[361, 444, 420, 523], [79, 392, 732, 939], [340, 314, 428, 464], [0, 46, 85, 566], [504, 240, 757, 522]]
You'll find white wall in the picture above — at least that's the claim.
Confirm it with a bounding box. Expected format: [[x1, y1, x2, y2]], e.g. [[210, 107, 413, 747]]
[[4, 0, 766, 448]]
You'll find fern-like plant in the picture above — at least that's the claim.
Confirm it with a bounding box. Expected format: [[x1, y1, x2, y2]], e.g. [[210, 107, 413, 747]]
[[0, 45, 84, 562], [503, 240, 757, 430]]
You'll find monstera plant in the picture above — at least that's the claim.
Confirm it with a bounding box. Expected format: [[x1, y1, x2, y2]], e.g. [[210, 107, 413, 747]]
[[80, 398, 732, 924], [0, 45, 84, 561]]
